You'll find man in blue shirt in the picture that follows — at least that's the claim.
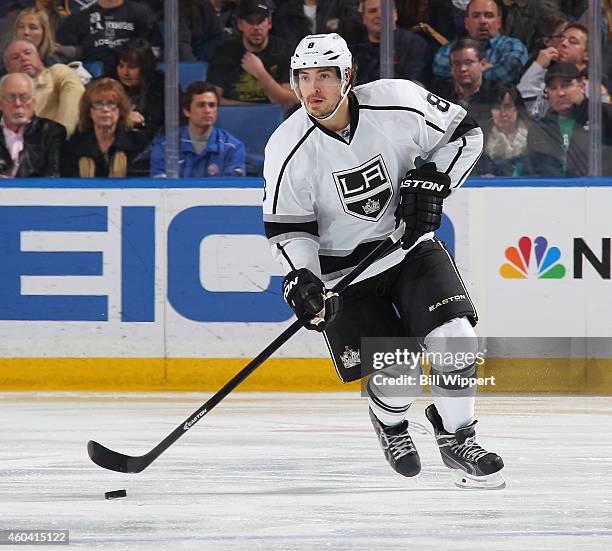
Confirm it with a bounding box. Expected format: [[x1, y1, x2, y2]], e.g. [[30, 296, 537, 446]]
[[151, 81, 246, 177], [433, 0, 528, 83]]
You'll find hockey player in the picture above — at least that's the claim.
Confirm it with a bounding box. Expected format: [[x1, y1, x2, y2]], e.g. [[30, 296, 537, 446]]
[[263, 33, 504, 489]]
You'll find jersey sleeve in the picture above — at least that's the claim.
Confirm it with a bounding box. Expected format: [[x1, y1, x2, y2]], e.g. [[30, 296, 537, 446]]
[[400, 80, 483, 190], [262, 128, 321, 277]]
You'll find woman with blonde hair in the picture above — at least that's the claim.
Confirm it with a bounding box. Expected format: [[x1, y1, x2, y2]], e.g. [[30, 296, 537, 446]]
[[0, 5, 72, 67], [61, 78, 148, 178], [15, 7, 64, 64]]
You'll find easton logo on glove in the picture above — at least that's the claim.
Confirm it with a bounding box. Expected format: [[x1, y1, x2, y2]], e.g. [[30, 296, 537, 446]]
[[394, 162, 452, 250], [283, 276, 299, 301], [399, 178, 451, 196]]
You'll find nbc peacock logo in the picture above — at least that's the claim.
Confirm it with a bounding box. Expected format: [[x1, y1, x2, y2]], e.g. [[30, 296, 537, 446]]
[[500, 236, 566, 279]]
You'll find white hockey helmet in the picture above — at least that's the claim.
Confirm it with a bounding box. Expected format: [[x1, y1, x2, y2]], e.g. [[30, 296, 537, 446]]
[[290, 33, 353, 120]]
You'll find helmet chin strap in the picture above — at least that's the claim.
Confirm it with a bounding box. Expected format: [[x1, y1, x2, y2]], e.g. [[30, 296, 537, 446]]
[[305, 83, 352, 121]]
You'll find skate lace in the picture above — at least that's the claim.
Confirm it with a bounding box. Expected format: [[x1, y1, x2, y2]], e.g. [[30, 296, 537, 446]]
[[450, 436, 489, 463], [381, 431, 415, 459]]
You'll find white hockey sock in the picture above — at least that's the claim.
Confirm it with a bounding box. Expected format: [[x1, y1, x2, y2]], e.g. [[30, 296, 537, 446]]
[[368, 395, 414, 426], [367, 366, 420, 427], [432, 395, 475, 434], [424, 318, 478, 433]]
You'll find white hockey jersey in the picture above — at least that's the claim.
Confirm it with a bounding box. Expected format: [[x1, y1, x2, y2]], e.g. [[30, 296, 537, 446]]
[[263, 78, 483, 285]]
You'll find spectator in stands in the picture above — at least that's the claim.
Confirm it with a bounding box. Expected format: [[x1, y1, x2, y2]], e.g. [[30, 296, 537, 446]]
[[432, 39, 495, 127], [396, 0, 465, 44], [178, 0, 225, 62], [271, 0, 364, 52], [61, 77, 148, 177], [518, 22, 611, 120], [151, 81, 245, 177], [560, 0, 587, 19], [13, 7, 74, 66], [350, 0, 430, 85], [5, 39, 85, 136], [433, 0, 528, 83], [110, 39, 164, 142], [475, 82, 530, 177], [207, 0, 298, 109], [0, 1, 68, 55], [210, 0, 240, 37], [56, 0, 162, 73], [0, 72, 66, 178], [501, 0, 563, 53], [523, 63, 612, 177]]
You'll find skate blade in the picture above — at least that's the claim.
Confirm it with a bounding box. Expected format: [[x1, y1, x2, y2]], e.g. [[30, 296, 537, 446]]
[[451, 470, 506, 490]]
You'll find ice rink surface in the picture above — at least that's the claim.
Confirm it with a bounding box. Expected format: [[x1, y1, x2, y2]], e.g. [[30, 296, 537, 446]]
[[1, 392, 612, 550]]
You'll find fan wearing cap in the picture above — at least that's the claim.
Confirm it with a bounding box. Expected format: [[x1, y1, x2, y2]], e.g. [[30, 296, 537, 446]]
[[262, 33, 506, 489], [523, 62, 612, 176], [518, 22, 612, 120], [207, 0, 298, 109]]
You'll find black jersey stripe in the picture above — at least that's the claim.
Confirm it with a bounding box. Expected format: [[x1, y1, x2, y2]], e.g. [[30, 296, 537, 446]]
[[449, 113, 479, 142], [455, 150, 482, 188], [444, 136, 467, 175], [359, 104, 445, 133], [319, 239, 384, 276], [272, 125, 316, 214], [276, 243, 297, 271], [264, 220, 319, 239]]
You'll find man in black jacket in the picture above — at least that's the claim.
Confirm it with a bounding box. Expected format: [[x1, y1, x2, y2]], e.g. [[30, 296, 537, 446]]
[[523, 63, 612, 177], [0, 73, 66, 178], [431, 38, 496, 128]]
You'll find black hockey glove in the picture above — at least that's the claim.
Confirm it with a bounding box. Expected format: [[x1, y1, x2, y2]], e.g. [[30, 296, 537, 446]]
[[394, 162, 452, 250], [283, 268, 341, 332]]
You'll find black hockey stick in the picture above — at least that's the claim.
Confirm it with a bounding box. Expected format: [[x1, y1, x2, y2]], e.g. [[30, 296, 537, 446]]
[[87, 224, 406, 473]]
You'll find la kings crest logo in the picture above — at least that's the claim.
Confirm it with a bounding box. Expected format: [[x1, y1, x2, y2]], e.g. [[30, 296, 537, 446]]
[[332, 154, 392, 221]]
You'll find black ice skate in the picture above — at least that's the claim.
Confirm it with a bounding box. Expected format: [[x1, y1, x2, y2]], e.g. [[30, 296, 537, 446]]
[[425, 404, 505, 489], [369, 407, 421, 477]]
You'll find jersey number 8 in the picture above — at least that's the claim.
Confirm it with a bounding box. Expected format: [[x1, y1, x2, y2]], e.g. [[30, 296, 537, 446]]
[[426, 93, 450, 113]]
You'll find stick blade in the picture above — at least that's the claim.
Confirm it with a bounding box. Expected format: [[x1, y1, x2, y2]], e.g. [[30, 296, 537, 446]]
[[87, 440, 144, 473]]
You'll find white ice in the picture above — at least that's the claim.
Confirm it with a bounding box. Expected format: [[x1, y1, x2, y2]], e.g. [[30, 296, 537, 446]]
[[1, 392, 612, 550]]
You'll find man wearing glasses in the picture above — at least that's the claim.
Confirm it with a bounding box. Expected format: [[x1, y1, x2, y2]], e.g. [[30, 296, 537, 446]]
[[432, 38, 496, 128], [518, 22, 612, 120], [0, 72, 66, 178], [433, 0, 528, 83]]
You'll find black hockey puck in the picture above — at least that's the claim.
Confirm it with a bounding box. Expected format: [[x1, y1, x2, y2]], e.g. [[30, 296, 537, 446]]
[[104, 489, 127, 500]]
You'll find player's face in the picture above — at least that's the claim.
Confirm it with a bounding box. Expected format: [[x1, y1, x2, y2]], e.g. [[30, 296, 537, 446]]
[[237, 16, 271, 50], [546, 77, 585, 115], [464, 0, 501, 40], [16, 14, 44, 49], [117, 59, 142, 89], [450, 48, 485, 87], [558, 28, 588, 66], [297, 67, 343, 118], [184, 91, 218, 130]]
